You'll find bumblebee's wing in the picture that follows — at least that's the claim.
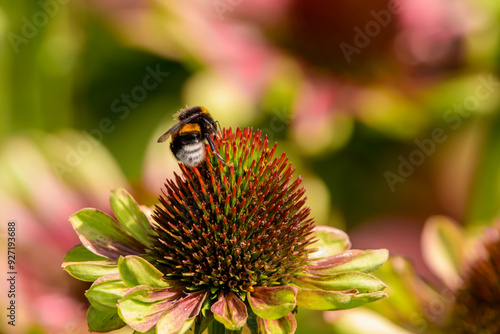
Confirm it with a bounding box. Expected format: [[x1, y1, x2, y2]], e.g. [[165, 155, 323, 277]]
[[157, 123, 180, 143], [157, 112, 202, 143]]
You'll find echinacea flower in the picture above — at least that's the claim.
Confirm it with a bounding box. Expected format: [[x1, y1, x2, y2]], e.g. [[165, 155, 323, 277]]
[[447, 222, 500, 333], [62, 127, 388, 334], [327, 215, 500, 334]]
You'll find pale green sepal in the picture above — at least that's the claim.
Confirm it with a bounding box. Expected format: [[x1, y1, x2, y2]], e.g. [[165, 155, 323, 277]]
[[247, 286, 298, 320], [118, 255, 172, 288], [296, 288, 387, 311], [309, 249, 389, 275], [62, 245, 118, 282], [110, 188, 153, 246], [85, 274, 129, 312], [293, 272, 387, 293], [308, 225, 351, 260]]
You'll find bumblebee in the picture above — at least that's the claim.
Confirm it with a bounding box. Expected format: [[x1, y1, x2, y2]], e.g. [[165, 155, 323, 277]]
[[157, 106, 225, 167]]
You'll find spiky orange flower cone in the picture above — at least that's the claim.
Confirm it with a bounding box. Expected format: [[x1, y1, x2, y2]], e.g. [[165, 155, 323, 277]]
[[63, 127, 388, 334]]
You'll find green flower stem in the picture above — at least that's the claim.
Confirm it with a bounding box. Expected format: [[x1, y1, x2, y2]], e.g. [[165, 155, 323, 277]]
[[208, 320, 241, 334]]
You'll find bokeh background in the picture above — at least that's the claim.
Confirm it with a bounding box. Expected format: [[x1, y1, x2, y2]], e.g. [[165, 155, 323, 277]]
[[1, 0, 500, 333]]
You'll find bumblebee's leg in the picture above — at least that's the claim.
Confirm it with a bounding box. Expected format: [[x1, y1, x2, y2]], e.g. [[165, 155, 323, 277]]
[[205, 133, 225, 162]]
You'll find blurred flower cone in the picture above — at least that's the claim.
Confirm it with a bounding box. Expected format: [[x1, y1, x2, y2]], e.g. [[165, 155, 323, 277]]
[[326, 215, 500, 334]]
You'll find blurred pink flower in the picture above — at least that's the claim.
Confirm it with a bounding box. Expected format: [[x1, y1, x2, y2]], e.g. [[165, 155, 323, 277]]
[[0, 131, 142, 333], [84, 0, 473, 153]]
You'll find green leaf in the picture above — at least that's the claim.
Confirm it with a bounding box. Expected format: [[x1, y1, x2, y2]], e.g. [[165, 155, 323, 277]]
[[247, 286, 298, 320], [421, 216, 465, 290], [118, 255, 173, 288], [85, 274, 129, 312], [87, 305, 126, 333], [467, 115, 500, 227], [211, 291, 248, 330], [296, 288, 387, 311], [307, 225, 351, 261], [117, 285, 186, 332], [293, 272, 387, 293], [133, 330, 156, 334], [110, 188, 154, 246], [256, 313, 296, 334], [308, 249, 389, 275], [70, 208, 145, 259]]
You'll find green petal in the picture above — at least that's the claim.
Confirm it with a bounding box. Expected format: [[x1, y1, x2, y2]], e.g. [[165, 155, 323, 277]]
[[155, 290, 207, 334], [63, 244, 109, 262], [308, 249, 389, 275], [211, 291, 248, 330], [293, 272, 387, 293], [87, 305, 126, 333], [62, 245, 118, 282], [70, 208, 145, 259], [110, 188, 154, 247], [257, 313, 297, 334], [86, 273, 129, 312], [118, 255, 175, 288], [248, 286, 298, 320], [117, 285, 186, 332], [296, 288, 387, 311], [308, 225, 351, 261], [421, 216, 464, 289]]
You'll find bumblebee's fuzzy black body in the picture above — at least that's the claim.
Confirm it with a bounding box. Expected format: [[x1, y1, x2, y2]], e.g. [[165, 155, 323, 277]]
[[157, 106, 224, 167]]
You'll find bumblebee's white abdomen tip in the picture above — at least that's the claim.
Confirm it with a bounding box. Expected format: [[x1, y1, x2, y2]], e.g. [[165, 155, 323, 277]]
[[175, 142, 206, 167]]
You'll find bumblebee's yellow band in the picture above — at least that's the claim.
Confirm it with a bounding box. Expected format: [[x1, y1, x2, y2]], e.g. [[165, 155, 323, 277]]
[[179, 123, 201, 134]]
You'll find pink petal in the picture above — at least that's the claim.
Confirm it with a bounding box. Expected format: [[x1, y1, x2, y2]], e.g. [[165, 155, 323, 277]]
[[118, 286, 186, 332], [156, 290, 207, 334], [309, 249, 364, 269], [211, 291, 248, 330]]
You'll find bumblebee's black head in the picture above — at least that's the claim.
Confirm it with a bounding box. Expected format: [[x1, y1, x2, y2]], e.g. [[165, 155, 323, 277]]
[[176, 106, 207, 120]]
